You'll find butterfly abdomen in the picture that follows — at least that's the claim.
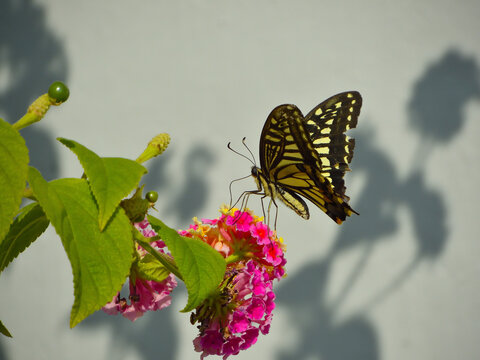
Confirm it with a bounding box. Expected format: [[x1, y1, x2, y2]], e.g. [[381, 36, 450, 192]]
[[251, 165, 310, 219]]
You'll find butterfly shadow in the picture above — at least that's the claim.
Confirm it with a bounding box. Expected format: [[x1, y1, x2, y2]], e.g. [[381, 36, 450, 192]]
[[274, 48, 479, 360]]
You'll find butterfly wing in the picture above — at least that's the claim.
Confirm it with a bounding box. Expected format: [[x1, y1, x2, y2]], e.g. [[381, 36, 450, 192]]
[[303, 91, 362, 197], [258, 104, 311, 219], [259, 102, 357, 223]]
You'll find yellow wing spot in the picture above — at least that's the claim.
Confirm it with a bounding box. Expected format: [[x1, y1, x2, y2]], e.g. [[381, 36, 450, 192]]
[[347, 93, 353, 98], [313, 137, 331, 145], [324, 176, 333, 184], [347, 115, 352, 121], [346, 124, 351, 130], [349, 107, 354, 112], [344, 144, 350, 153], [317, 146, 329, 154], [320, 157, 331, 166], [285, 134, 294, 142], [351, 99, 356, 105], [335, 102, 342, 109], [320, 127, 331, 134], [343, 155, 349, 163], [315, 108, 323, 115], [325, 119, 333, 125]]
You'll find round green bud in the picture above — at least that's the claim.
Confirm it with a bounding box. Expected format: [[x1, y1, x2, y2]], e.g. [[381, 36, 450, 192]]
[[146, 191, 158, 203], [48, 81, 70, 103]]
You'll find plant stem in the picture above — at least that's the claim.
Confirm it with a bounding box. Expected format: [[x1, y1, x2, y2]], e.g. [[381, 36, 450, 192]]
[[134, 230, 183, 281]]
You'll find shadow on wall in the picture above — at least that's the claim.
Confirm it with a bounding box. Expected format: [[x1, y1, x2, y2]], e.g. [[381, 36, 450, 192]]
[[144, 143, 216, 228], [80, 144, 217, 360], [78, 299, 179, 360], [0, 0, 68, 181], [275, 49, 480, 360], [0, 1, 68, 359]]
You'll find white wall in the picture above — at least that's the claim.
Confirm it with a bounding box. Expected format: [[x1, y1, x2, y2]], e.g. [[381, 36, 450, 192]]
[[1, 0, 480, 359]]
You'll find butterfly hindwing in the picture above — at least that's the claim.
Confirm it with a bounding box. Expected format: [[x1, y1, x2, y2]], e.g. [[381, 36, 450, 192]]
[[303, 91, 362, 197]]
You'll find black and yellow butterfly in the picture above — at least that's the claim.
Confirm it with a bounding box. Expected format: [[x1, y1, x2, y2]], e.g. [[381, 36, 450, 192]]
[[250, 91, 362, 224]]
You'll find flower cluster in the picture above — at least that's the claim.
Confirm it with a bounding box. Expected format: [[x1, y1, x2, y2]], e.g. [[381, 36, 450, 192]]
[[102, 219, 177, 322], [102, 207, 286, 358], [182, 208, 286, 359]]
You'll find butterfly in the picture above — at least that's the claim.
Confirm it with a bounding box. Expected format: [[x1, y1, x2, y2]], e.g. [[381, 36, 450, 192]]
[[250, 91, 362, 225]]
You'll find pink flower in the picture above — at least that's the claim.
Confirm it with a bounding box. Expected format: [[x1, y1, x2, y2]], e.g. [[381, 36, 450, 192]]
[[102, 218, 177, 321], [183, 208, 286, 281], [185, 208, 286, 359], [250, 222, 271, 245], [191, 261, 277, 359], [102, 275, 177, 322]]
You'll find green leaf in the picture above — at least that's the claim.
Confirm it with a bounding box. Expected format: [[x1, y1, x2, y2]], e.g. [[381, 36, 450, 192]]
[[0, 319, 12, 338], [136, 253, 170, 282], [0, 202, 49, 273], [147, 215, 226, 313], [28, 167, 134, 328], [57, 138, 147, 231], [0, 118, 29, 243]]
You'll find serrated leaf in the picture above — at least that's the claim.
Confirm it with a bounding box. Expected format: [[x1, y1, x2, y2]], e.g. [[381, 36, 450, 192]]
[[0, 319, 12, 337], [136, 253, 170, 282], [57, 138, 147, 231], [0, 118, 29, 243], [0, 202, 49, 273], [28, 167, 134, 328], [147, 215, 226, 312]]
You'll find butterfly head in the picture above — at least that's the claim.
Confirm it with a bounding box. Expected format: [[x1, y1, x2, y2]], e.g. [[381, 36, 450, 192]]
[[251, 166, 261, 189]]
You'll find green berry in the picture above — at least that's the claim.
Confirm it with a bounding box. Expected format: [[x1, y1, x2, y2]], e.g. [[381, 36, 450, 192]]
[[48, 81, 70, 103], [146, 191, 158, 203]]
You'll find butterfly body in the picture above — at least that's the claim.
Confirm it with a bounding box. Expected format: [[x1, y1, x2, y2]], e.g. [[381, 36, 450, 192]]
[[251, 91, 362, 224]]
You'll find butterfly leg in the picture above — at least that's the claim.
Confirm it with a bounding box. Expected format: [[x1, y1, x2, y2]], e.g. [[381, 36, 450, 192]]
[[241, 192, 251, 211], [230, 190, 265, 225], [230, 190, 258, 211], [259, 195, 268, 223], [266, 197, 279, 230]]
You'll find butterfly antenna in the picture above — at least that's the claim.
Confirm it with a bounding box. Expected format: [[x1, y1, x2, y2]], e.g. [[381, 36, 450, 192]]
[[227, 141, 255, 166], [241, 137, 257, 167]]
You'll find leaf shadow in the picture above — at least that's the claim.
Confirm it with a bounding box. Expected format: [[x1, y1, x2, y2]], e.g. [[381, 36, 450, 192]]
[[0, 0, 69, 181], [274, 48, 479, 360], [76, 296, 180, 360]]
